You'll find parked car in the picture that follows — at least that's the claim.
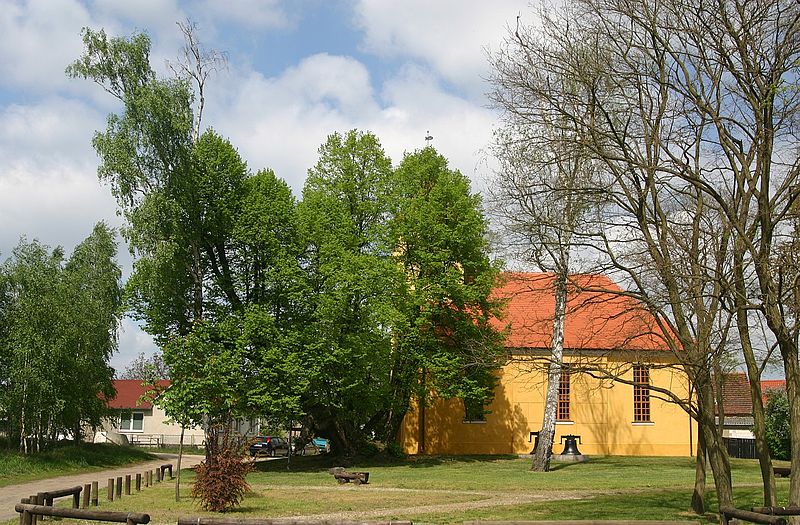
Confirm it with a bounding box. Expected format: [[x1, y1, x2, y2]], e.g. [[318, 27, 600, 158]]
[[312, 437, 330, 454], [249, 436, 289, 457], [290, 440, 321, 456]]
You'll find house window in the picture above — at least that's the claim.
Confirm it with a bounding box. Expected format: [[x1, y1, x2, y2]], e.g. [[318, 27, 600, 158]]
[[633, 365, 651, 422], [120, 412, 144, 432], [557, 371, 571, 421], [463, 398, 486, 422]]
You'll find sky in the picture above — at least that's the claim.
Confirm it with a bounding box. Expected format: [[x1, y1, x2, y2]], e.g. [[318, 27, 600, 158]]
[[0, 0, 531, 373]]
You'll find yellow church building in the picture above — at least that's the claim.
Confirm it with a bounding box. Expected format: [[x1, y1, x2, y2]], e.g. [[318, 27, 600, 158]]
[[399, 273, 697, 457]]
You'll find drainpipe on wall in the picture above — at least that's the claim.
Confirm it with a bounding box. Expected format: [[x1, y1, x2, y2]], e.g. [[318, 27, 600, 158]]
[[419, 368, 426, 454], [419, 402, 426, 454]]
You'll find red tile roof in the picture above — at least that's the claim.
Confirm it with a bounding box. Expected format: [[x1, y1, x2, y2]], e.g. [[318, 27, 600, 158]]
[[106, 379, 170, 409], [492, 272, 668, 351], [761, 380, 786, 404], [719, 373, 753, 416]]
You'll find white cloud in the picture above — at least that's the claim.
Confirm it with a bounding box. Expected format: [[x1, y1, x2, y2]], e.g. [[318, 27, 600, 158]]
[[200, 51, 498, 199], [206, 53, 381, 191], [0, 0, 93, 92], [112, 317, 159, 374], [0, 96, 119, 259], [353, 0, 529, 99], [90, 0, 184, 38], [375, 64, 498, 186]]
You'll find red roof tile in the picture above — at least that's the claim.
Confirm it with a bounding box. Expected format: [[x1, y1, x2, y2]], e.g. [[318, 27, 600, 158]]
[[719, 373, 753, 416], [761, 380, 786, 404], [107, 379, 170, 409], [492, 272, 668, 351]]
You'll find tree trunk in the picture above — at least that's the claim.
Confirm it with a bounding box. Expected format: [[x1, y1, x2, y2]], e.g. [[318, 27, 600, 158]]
[[532, 272, 567, 472], [733, 245, 776, 506], [697, 379, 733, 508], [691, 421, 706, 515], [779, 341, 800, 506], [175, 425, 184, 502], [759, 288, 800, 505]]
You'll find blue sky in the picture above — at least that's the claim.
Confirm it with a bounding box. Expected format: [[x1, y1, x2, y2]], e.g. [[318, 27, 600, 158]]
[[0, 0, 529, 372]]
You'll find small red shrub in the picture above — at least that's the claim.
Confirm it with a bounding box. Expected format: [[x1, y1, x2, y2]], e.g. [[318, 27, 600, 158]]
[[192, 428, 253, 512]]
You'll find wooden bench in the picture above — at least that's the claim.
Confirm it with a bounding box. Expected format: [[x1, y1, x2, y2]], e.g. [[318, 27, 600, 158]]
[[773, 467, 791, 478], [328, 468, 369, 485]]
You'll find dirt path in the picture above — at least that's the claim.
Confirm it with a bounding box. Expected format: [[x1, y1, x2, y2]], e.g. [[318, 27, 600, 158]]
[[281, 486, 599, 523], [0, 453, 204, 522]]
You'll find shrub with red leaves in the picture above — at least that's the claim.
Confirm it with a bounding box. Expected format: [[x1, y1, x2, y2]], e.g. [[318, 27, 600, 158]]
[[191, 427, 253, 512]]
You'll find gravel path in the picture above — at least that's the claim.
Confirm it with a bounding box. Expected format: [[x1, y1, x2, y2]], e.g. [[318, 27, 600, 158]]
[[0, 453, 204, 522], [271, 486, 601, 524]]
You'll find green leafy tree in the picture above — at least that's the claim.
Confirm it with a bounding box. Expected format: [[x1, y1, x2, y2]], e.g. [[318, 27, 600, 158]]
[[59, 223, 122, 440], [765, 389, 791, 461], [298, 130, 400, 454], [0, 224, 121, 453], [387, 147, 506, 445], [70, 28, 307, 507]]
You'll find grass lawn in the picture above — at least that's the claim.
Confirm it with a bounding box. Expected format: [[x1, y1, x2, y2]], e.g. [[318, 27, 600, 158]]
[[33, 454, 791, 525], [0, 443, 156, 488]]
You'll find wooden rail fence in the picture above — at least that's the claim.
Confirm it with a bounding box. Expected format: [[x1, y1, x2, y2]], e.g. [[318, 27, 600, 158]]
[[18, 463, 173, 522], [751, 507, 800, 516], [720, 506, 788, 525], [16, 503, 149, 525]]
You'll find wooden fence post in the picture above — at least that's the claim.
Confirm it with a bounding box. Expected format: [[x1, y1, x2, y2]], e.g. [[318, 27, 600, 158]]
[[28, 496, 36, 525], [124, 475, 131, 496], [115, 477, 122, 499], [135, 473, 141, 492], [72, 487, 80, 509], [82, 485, 90, 509], [19, 497, 29, 525], [155, 468, 161, 482], [107, 478, 114, 501], [91, 481, 98, 506], [36, 492, 45, 525]]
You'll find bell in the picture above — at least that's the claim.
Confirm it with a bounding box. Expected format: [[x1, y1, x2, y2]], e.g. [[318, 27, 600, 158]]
[[560, 434, 582, 455], [529, 431, 540, 454]]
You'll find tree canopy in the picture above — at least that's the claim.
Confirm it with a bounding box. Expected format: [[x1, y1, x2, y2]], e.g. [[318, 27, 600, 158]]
[[0, 224, 121, 452]]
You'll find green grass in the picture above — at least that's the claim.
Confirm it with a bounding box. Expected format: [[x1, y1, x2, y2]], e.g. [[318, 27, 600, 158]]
[[0, 442, 156, 487], [4, 454, 792, 525], [248, 454, 770, 492]]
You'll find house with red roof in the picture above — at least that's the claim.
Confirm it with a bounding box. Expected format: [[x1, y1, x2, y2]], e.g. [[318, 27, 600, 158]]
[[716, 373, 755, 438], [710, 374, 789, 459], [93, 379, 256, 447], [399, 272, 697, 456]]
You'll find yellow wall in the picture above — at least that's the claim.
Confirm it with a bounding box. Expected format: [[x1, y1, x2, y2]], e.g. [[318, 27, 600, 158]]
[[399, 354, 697, 456]]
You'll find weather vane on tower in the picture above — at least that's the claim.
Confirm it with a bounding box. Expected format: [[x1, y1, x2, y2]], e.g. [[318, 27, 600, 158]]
[[425, 130, 433, 144]]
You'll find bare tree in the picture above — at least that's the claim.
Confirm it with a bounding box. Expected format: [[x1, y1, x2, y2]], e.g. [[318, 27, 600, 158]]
[[491, 120, 603, 471], [119, 351, 169, 380], [168, 19, 227, 142], [487, 0, 792, 509]]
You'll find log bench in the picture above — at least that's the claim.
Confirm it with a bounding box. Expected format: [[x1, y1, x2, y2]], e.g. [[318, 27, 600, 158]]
[[328, 468, 369, 485]]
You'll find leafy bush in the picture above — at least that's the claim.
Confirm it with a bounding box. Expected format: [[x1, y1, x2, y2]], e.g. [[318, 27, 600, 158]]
[[192, 430, 253, 512], [385, 441, 406, 459], [764, 389, 791, 461]]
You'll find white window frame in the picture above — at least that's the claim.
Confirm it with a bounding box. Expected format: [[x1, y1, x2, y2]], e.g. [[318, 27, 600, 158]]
[[119, 411, 145, 432]]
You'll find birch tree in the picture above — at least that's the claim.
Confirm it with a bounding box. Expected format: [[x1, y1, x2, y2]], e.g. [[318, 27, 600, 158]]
[[491, 124, 601, 471]]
